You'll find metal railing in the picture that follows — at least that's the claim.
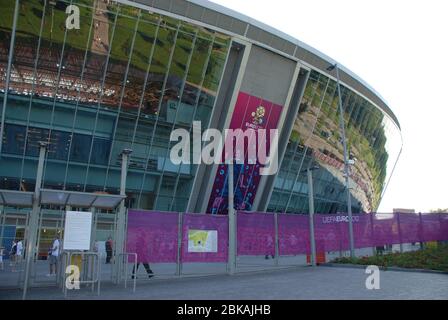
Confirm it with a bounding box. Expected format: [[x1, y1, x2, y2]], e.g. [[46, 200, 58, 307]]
[[117, 252, 137, 293], [59, 251, 101, 297]]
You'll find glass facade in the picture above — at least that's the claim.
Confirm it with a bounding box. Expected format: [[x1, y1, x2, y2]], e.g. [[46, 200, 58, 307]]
[[268, 70, 402, 213], [0, 0, 402, 214], [0, 0, 230, 211]]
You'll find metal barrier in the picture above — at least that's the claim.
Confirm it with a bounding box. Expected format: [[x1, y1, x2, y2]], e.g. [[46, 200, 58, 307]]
[[117, 253, 137, 293], [59, 251, 101, 297]]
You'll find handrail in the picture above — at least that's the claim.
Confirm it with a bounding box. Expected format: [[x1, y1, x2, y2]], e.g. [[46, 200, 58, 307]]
[[118, 252, 137, 293], [59, 251, 101, 297]]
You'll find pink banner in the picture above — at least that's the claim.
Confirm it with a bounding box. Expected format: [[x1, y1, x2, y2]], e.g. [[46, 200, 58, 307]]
[[398, 213, 421, 243], [421, 213, 445, 241], [371, 213, 401, 246], [352, 214, 374, 249], [126, 211, 448, 263], [441, 214, 448, 238], [181, 214, 228, 262], [237, 212, 275, 256], [278, 214, 310, 255], [126, 210, 178, 263], [314, 214, 344, 252], [206, 92, 283, 215]]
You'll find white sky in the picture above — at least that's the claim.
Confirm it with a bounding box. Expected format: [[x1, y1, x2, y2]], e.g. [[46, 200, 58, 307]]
[[210, 0, 448, 213]]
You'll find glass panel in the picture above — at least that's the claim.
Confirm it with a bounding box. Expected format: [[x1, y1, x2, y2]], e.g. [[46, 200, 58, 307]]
[[120, 15, 158, 114], [91, 137, 111, 165], [140, 24, 176, 117], [101, 11, 138, 109], [3, 124, 26, 155], [70, 133, 92, 163]]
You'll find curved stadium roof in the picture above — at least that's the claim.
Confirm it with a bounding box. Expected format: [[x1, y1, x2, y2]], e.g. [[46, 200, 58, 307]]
[[125, 0, 400, 129]]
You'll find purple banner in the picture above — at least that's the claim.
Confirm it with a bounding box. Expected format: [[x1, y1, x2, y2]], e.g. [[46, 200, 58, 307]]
[[352, 214, 374, 249], [421, 213, 445, 241], [126, 210, 178, 263], [371, 213, 401, 246], [398, 213, 421, 243], [278, 214, 310, 255], [237, 212, 275, 256], [441, 214, 448, 237], [126, 211, 448, 263], [314, 214, 344, 252], [181, 214, 229, 262]]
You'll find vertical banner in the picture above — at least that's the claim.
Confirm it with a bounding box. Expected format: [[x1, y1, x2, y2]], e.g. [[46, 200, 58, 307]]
[[206, 92, 283, 214]]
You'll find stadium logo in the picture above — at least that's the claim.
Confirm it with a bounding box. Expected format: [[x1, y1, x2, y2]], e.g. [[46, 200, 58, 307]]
[[322, 215, 360, 224], [251, 106, 266, 126]]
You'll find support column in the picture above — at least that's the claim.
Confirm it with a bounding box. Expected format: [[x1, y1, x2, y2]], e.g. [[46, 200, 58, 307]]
[[274, 211, 279, 267], [308, 169, 317, 266], [418, 212, 424, 250], [370, 212, 376, 256], [227, 162, 236, 275], [113, 149, 132, 283], [396, 212, 403, 253], [176, 212, 183, 276], [0, 205, 5, 253], [22, 141, 47, 300]]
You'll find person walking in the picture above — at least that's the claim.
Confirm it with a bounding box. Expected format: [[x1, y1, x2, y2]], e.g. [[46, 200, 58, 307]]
[[47, 235, 60, 276], [131, 232, 154, 279], [131, 261, 154, 279], [0, 246, 4, 271], [105, 237, 113, 264], [9, 241, 16, 268], [12, 239, 23, 272]]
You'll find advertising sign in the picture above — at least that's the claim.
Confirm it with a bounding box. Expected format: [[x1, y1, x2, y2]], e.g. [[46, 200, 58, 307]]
[[188, 230, 218, 253], [63, 211, 92, 250]]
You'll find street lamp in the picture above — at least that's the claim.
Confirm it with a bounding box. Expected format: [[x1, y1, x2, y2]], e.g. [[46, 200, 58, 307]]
[[326, 63, 355, 258]]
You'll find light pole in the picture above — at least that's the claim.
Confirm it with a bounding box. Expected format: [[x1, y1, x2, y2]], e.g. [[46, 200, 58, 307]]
[[327, 63, 355, 258]]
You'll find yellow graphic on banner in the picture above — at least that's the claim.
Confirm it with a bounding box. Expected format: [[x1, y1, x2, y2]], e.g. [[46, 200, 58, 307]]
[[187, 230, 218, 253], [188, 230, 209, 247]]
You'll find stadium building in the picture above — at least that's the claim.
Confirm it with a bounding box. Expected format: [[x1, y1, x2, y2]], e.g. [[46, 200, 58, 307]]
[[0, 0, 402, 252]]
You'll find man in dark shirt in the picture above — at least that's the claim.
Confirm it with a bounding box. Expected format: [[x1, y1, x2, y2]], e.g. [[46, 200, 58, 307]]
[[105, 237, 113, 264]]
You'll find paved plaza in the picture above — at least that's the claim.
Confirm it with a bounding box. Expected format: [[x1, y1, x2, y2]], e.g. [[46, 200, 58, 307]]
[[1, 264, 447, 300]]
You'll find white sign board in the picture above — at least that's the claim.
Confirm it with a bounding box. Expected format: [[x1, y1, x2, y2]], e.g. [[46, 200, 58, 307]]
[[63, 211, 92, 250], [188, 230, 218, 253]]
